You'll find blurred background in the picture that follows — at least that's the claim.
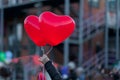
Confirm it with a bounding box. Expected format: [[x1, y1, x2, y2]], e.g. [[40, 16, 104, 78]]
[[0, 0, 120, 80]]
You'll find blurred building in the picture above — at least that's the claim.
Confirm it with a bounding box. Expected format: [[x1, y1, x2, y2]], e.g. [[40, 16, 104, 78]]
[[0, 0, 120, 79]]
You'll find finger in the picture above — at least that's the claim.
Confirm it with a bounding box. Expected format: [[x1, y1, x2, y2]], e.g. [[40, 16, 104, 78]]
[[38, 58, 42, 62]]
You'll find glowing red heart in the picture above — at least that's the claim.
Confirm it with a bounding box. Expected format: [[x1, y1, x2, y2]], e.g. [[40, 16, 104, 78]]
[[39, 11, 75, 46], [24, 11, 75, 46], [24, 15, 46, 46]]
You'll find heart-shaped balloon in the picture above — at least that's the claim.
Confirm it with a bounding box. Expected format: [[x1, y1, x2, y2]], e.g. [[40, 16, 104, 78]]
[[39, 11, 75, 46], [24, 15, 46, 46], [24, 11, 75, 46]]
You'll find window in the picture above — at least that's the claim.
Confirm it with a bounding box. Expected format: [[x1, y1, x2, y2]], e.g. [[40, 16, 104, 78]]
[[88, 0, 100, 8], [108, 0, 116, 12]]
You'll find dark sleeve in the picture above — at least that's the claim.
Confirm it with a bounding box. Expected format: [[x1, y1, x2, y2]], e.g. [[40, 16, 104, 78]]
[[45, 61, 63, 80]]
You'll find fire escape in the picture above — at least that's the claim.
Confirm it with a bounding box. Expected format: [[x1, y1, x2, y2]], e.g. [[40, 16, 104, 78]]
[[0, 0, 120, 79]]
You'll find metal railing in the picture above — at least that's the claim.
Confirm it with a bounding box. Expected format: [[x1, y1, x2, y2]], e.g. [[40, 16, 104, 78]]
[[70, 9, 105, 43], [0, 0, 46, 8], [83, 10, 105, 37], [82, 50, 105, 75], [82, 48, 118, 75]]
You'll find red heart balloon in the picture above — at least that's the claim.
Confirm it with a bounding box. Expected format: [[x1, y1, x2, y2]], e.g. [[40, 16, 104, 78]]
[[39, 11, 75, 46], [24, 15, 46, 46], [24, 11, 75, 46]]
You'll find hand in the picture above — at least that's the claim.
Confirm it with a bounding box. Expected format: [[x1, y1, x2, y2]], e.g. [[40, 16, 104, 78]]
[[39, 54, 50, 64]]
